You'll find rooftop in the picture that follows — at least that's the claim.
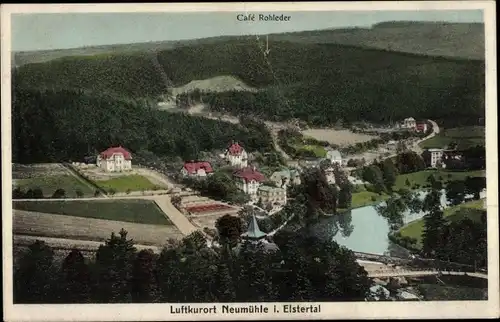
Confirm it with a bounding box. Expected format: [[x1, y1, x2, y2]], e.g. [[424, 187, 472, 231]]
[[241, 214, 267, 240], [227, 141, 245, 156], [233, 166, 266, 182], [99, 146, 132, 160], [183, 161, 213, 174]]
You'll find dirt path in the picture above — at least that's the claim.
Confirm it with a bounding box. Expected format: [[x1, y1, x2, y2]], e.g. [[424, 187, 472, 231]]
[[152, 196, 199, 236]]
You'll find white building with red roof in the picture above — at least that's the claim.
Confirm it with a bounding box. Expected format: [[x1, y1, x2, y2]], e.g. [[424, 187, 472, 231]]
[[233, 166, 266, 197], [96, 146, 132, 172], [224, 141, 248, 168], [181, 161, 214, 178]]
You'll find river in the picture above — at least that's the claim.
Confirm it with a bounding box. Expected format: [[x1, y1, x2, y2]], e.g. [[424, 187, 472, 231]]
[[312, 190, 486, 257]]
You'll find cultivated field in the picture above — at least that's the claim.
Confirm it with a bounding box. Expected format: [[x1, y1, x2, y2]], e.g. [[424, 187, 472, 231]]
[[12, 163, 94, 198], [95, 174, 163, 192], [190, 212, 239, 231], [13, 210, 182, 246], [301, 128, 378, 146], [13, 199, 173, 226]]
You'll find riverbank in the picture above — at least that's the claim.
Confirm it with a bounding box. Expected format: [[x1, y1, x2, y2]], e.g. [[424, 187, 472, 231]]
[[396, 199, 485, 249]]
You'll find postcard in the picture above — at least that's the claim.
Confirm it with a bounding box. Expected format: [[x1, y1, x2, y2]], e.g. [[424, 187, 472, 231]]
[[1, 1, 498, 321]]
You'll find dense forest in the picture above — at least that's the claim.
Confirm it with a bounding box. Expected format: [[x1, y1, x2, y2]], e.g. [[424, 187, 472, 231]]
[[13, 39, 485, 127], [14, 228, 372, 304], [12, 87, 274, 163]]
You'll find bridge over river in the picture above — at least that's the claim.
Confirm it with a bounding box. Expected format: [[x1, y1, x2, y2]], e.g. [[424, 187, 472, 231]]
[[368, 268, 488, 280]]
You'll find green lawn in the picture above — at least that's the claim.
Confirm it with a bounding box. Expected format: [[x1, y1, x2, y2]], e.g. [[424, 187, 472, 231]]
[[394, 170, 485, 191], [351, 191, 391, 209], [95, 175, 163, 193], [13, 175, 94, 198], [398, 199, 485, 248], [419, 126, 485, 149], [301, 144, 327, 157], [291, 143, 327, 158], [13, 199, 173, 225]]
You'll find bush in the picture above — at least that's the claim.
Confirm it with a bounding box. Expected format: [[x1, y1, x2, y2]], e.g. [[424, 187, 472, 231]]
[[370, 196, 377, 202], [52, 188, 66, 199]]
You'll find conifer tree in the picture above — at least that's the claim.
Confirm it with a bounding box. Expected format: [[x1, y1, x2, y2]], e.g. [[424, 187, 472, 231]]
[[94, 229, 137, 303], [14, 241, 57, 303], [58, 249, 91, 303]]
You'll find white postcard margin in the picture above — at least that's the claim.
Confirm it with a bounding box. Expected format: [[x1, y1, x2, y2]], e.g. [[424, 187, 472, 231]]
[[1, 1, 498, 321]]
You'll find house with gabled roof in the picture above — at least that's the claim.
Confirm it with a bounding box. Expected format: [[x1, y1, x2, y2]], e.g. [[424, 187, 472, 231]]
[[181, 161, 213, 178], [233, 166, 266, 197], [96, 146, 132, 172], [224, 141, 248, 168], [401, 117, 417, 129]]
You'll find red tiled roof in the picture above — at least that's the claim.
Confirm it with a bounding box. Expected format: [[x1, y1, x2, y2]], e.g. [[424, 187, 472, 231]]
[[183, 161, 213, 174], [227, 142, 244, 156], [233, 166, 266, 182], [416, 123, 427, 130], [100, 146, 132, 160]]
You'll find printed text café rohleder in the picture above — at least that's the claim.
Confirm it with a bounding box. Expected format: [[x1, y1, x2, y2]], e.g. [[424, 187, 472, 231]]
[[237, 13, 292, 22]]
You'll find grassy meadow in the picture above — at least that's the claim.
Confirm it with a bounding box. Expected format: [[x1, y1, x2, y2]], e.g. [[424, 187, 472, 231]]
[[393, 169, 485, 191], [419, 126, 485, 150], [13, 175, 94, 198]]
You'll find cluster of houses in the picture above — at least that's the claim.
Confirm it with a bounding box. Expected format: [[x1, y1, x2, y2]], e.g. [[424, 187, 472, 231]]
[[92, 141, 346, 209], [400, 117, 428, 133], [179, 141, 345, 209]]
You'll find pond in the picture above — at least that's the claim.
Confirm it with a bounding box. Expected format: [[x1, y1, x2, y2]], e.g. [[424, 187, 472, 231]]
[[312, 190, 485, 257]]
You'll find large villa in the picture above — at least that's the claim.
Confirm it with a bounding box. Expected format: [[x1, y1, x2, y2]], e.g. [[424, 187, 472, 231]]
[[96, 146, 133, 172]]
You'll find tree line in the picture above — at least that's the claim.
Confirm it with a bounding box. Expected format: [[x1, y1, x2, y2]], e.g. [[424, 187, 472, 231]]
[[12, 87, 274, 164], [421, 189, 487, 268], [14, 39, 485, 128], [14, 227, 372, 304], [380, 176, 487, 269]]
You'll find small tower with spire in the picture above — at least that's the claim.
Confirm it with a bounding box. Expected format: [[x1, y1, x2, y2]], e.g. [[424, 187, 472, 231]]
[[241, 213, 267, 242]]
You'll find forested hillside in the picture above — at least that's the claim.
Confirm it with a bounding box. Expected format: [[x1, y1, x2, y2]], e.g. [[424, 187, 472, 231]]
[[13, 21, 484, 66], [13, 38, 485, 128], [12, 87, 274, 164]]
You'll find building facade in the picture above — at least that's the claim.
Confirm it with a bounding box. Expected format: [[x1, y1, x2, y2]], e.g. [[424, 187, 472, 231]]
[[257, 185, 287, 207], [401, 117, 417, 129], [181, 161, 213, 178], [422, 148, 444, 168], [326, 149, 343, 166], [270, 168, 301, 188], [224, 141, 248, 168], [96, 146, 132, 172], [233, 166, 266, 197], [323, 166, 336, 185], [416, 122, 428, 133]]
